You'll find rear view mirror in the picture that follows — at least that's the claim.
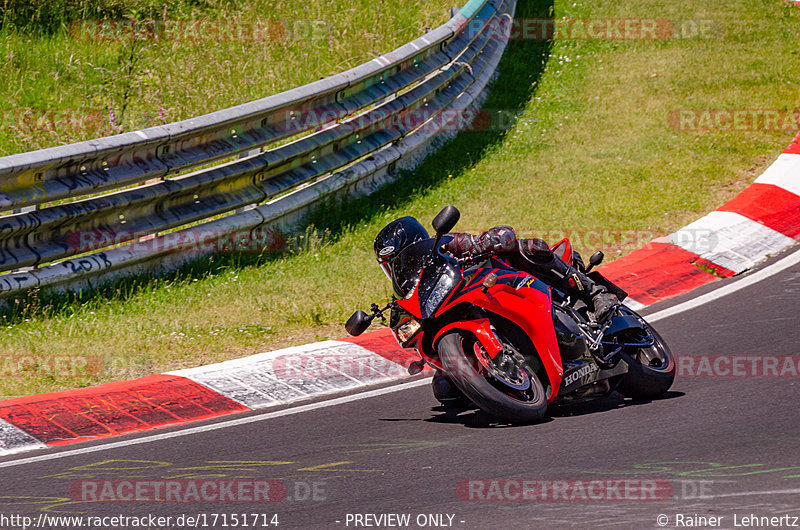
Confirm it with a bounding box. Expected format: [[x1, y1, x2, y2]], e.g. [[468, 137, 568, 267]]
[[432, 205, 460, 236], [586, 251, 604, 272], [345, 310, 372, 336]]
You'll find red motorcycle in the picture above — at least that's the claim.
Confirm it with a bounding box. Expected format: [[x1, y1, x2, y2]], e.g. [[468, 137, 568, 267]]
[[346, 206, 675, 423]]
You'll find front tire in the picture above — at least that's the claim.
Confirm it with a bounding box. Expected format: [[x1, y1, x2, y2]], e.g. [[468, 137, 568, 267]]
[[438, 332, 548, 423]]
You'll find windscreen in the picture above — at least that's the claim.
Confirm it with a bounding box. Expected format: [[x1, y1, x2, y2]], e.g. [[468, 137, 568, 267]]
[[390, 238, 435, 297]]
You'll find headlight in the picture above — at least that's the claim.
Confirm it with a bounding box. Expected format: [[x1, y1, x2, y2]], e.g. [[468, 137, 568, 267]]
[[423, 273, 456, 316], [396, 319, 421, 343]]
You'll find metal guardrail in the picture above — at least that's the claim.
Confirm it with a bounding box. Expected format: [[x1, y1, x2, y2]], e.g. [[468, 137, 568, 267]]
[[0, 0, 517, 298]]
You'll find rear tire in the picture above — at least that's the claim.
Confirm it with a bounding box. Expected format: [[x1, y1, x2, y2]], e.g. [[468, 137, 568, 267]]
[[438, 332, 547, 423], [615, 322, 675, 399]]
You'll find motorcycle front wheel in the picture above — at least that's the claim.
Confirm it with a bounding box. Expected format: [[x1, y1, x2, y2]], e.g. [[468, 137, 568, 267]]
[[438, 331, 548, 424]]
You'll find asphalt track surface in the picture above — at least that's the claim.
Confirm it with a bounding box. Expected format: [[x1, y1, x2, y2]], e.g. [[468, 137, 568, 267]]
[[1, 246, 800, 529]]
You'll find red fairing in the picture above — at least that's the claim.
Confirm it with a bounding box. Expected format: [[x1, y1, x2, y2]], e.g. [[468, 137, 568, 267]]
[[433, 319, 502, 359], [439, 277, 564, 401]]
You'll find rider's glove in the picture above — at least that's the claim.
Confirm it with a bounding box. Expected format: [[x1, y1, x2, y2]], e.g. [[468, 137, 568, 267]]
[[474, 226, 517, 254], [444, 233, 476, 255]]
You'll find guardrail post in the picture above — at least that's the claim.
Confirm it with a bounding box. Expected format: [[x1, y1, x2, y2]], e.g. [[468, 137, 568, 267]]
[[236, 148, 262, 213], [11, 204, 38, 272]]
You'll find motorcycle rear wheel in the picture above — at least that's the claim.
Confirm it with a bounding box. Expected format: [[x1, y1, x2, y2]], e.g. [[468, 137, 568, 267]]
[[614, 322, 675, 399], [438, 331, 548, 423]]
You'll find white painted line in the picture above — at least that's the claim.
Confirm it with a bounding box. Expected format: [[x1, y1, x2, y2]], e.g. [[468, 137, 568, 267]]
[[754, 153, 800, 197], [647, 244, 800, 322], [669, 210, 795, 273], [0, 378, 431, 469]]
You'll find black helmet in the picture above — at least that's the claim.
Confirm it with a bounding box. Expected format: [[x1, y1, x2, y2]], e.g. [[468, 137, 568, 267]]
[[373, 216, 429, 280]]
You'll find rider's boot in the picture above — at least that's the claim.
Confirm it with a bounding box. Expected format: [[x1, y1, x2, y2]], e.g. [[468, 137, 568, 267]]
[[431, 370, 468, 407]]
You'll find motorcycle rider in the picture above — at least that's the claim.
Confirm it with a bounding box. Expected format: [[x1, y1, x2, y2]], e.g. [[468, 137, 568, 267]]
[[374, 216, 621, 407]]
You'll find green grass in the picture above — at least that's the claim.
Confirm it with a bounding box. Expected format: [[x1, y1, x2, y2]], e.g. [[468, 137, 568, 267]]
[[0, 0, 451, 155], [1, 0, 799, 398]]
